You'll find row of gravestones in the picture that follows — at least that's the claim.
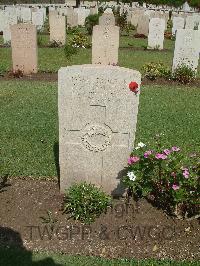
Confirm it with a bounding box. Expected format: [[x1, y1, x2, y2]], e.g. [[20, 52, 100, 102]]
[[0, 6, 98, 43], [1, 4, 200, 45], [128, 9, 200, 36], [10, 11, 200, 76]]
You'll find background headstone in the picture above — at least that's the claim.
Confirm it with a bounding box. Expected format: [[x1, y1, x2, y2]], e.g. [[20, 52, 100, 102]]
[[137, 14, 149, 36], [172, 16, 185, 35], [99, 13, 115, 26], [92, 25, 119, 65], [148, 18, 165, 50], [172, 29, 200, 72], [50, 14, 66, 45], [11, 24, 38, 74]]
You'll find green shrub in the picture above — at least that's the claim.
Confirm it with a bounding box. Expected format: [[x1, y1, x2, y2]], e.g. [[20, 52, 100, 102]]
[[123, 137, 200, 220], [142, 62, 171, 80], [172, 64, 196, 84], [42, 17, 49, 34], [69, 32, 91, 48], [37, 35, 44, 47], [114, 8, 129, 34], [64, 44, 77, 59], [63, 182, 111, 224], [85, 14, 99, 35], [67, 26, 81, 35]]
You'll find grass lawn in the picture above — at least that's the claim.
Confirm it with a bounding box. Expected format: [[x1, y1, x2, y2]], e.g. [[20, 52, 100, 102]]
[[0, 247, 199, 266], [0, 81, 199, 177], [0, 33, 199, 76]]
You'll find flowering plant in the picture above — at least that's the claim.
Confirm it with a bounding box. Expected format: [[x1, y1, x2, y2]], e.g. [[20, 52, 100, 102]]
[[123, 138, 200, 220]]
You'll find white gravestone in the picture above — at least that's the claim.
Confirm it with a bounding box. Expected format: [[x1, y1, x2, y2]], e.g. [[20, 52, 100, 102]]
[[50, 14, 66, 45], [148, 18, 165, 50], [92, 25, 119, 65], [172, 29, 200, 73], [32, 9, 44, 30], [99, 13, 115, 26], [137, 14, 149, 36], [185, 15, 195, 29], [172, 16, 185, 35], [58, 65, 141, 195]]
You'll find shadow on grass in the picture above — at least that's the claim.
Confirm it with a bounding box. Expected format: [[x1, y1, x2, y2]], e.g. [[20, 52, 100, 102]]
[[0, 226, 62, 266], [53, 142, 60, 188]]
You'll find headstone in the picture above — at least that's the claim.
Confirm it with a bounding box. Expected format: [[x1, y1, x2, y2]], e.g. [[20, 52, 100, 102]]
[[10, 24, 38, 74], [104, 8, 113, 13], [172, 29, 200, 73], [90, 6, 98, 15], [185, 15, 195, 29], [130, 13, 139, 27], [58, 64, 141, 195], [99, 13, 115, 26], [3, 11, 18, 43], [148, 18, 165, 50], [172, 16, 185, 35], [183, 1, 191, 12], [92, 25, 119, 65], [32, 9, 44, 30], [20, 7, 32, 23], [50, 14, 66, 45], [137, 14, 149, 36], [74, 7, 87, 26], [67, 8, 78, 27]]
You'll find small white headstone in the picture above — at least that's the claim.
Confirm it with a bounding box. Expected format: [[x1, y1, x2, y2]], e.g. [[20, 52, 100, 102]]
[[148, 18, 165, 50], [172, 16, 185, 35], [92, 25, 119, 65], [172, 29, 200, 73]]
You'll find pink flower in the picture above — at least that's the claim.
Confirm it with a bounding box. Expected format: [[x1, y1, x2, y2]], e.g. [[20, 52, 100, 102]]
[[144, 150, 153, 158], [171, 146, 180, 152], [172, 184, 180, 190], [155, 153, 167, 160], [183, 169, 189, 179], [163, 149, 171, 155], [171, 172, 176, 177], [128, 156, 140, 165]]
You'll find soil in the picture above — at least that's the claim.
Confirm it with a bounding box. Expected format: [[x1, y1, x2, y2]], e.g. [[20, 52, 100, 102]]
[[0, 72, 58, 82], [0, 177, 199, 260], [1, 72, 200, 87]]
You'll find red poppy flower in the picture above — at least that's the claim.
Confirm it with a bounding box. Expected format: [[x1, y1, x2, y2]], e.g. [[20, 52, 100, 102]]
[[129, 81, 139, 93]]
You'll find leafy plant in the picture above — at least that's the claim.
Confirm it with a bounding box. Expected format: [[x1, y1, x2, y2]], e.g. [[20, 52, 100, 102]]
[[63, 182, 111, 224], [123, 137, 200, 220], [69, 32, 91, 48], [142, 62, 171, 80], [172, 64, 196, 84], [113, 8, 129, 35], [37, 35, 44, 47], [85, 14, 99, 35], [64, 44, 77, 59], [41, 17, 49, 34], [67, 26, 81, 35]]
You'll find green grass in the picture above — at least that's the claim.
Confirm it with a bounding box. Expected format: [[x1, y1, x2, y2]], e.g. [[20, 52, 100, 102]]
[[0, 247, 199, 266], [0, 81, 199, 177], [0, 34, 199, 76]]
